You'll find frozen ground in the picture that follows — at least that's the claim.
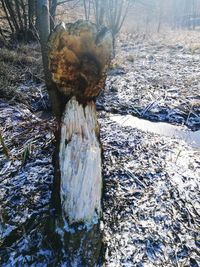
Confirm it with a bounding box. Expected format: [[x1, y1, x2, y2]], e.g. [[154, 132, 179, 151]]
[[0, 30, 200, 266], [97, 30, 200, 130], [100, 112, 200, 267]]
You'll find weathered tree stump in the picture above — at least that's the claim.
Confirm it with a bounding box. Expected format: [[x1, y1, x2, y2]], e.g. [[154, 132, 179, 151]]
[[48, 20, 113, 225]]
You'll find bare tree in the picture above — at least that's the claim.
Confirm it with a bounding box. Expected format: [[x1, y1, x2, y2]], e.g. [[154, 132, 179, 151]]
[[105, 0, 131, 37], [28, 0, 36, 32], [36, 0, 64, 117], [36, 0, 50, 85], [82, 0, 130, 53], [0, 0, 36, 40], [92, 0, 105, 26], [83, 0, 91, 20], [83, 0, 130, 36], [0, 0, 75, 41]]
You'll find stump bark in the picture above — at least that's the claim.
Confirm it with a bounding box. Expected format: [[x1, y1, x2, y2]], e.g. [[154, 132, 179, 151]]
[[48, 20, 113, 225]]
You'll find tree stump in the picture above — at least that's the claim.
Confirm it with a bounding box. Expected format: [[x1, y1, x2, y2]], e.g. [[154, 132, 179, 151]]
[[48, 20, 113, 225]]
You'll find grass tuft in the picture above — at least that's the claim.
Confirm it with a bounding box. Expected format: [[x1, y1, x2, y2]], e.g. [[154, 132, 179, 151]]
[[0, 43, 43, 102]]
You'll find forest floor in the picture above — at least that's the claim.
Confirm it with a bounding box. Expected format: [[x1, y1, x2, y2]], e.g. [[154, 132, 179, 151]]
[[0, 30, 200, 266]]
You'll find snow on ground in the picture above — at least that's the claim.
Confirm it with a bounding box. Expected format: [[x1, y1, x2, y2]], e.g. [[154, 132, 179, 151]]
[[0, 30, 200, 266]]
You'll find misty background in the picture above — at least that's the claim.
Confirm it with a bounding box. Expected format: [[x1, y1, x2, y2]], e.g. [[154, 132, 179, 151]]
[[125, 0, 200, 33]]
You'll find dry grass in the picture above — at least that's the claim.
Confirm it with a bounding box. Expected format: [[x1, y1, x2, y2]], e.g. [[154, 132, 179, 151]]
[[0, 49, 36, 65], [0, 43, 43, 102]]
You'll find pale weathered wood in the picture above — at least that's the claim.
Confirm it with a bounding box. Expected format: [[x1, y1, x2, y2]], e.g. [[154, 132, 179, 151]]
[[48, 20, 113, 225], [60, 97, 101, 224]]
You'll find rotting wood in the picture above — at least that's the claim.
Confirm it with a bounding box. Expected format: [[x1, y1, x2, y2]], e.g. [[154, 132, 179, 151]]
[[48, 20, 113, 225]]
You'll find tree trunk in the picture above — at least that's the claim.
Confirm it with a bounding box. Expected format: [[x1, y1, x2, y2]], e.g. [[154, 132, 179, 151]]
[[36, 0, 62, 117], [50, 0, 57, 30], [28, 0, 35, 31], [36, 0, 51, 85], [48, 21, 113, 225]]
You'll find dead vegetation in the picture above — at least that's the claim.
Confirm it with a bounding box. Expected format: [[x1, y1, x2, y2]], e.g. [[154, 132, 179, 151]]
[[0, 3, 200, 264], [97, 29, 200, 130], [100, 113, 200, 266], [0, 43, 43, 103]]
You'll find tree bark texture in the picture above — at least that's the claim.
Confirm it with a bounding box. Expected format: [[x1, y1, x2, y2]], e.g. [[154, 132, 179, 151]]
[[48, 20, 113, 224], [28, 0, 35, 31], [36, 0, 51, 85]]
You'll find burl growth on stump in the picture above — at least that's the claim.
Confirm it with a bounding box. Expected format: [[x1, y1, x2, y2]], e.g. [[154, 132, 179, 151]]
[[48, 21, 113, 225]]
